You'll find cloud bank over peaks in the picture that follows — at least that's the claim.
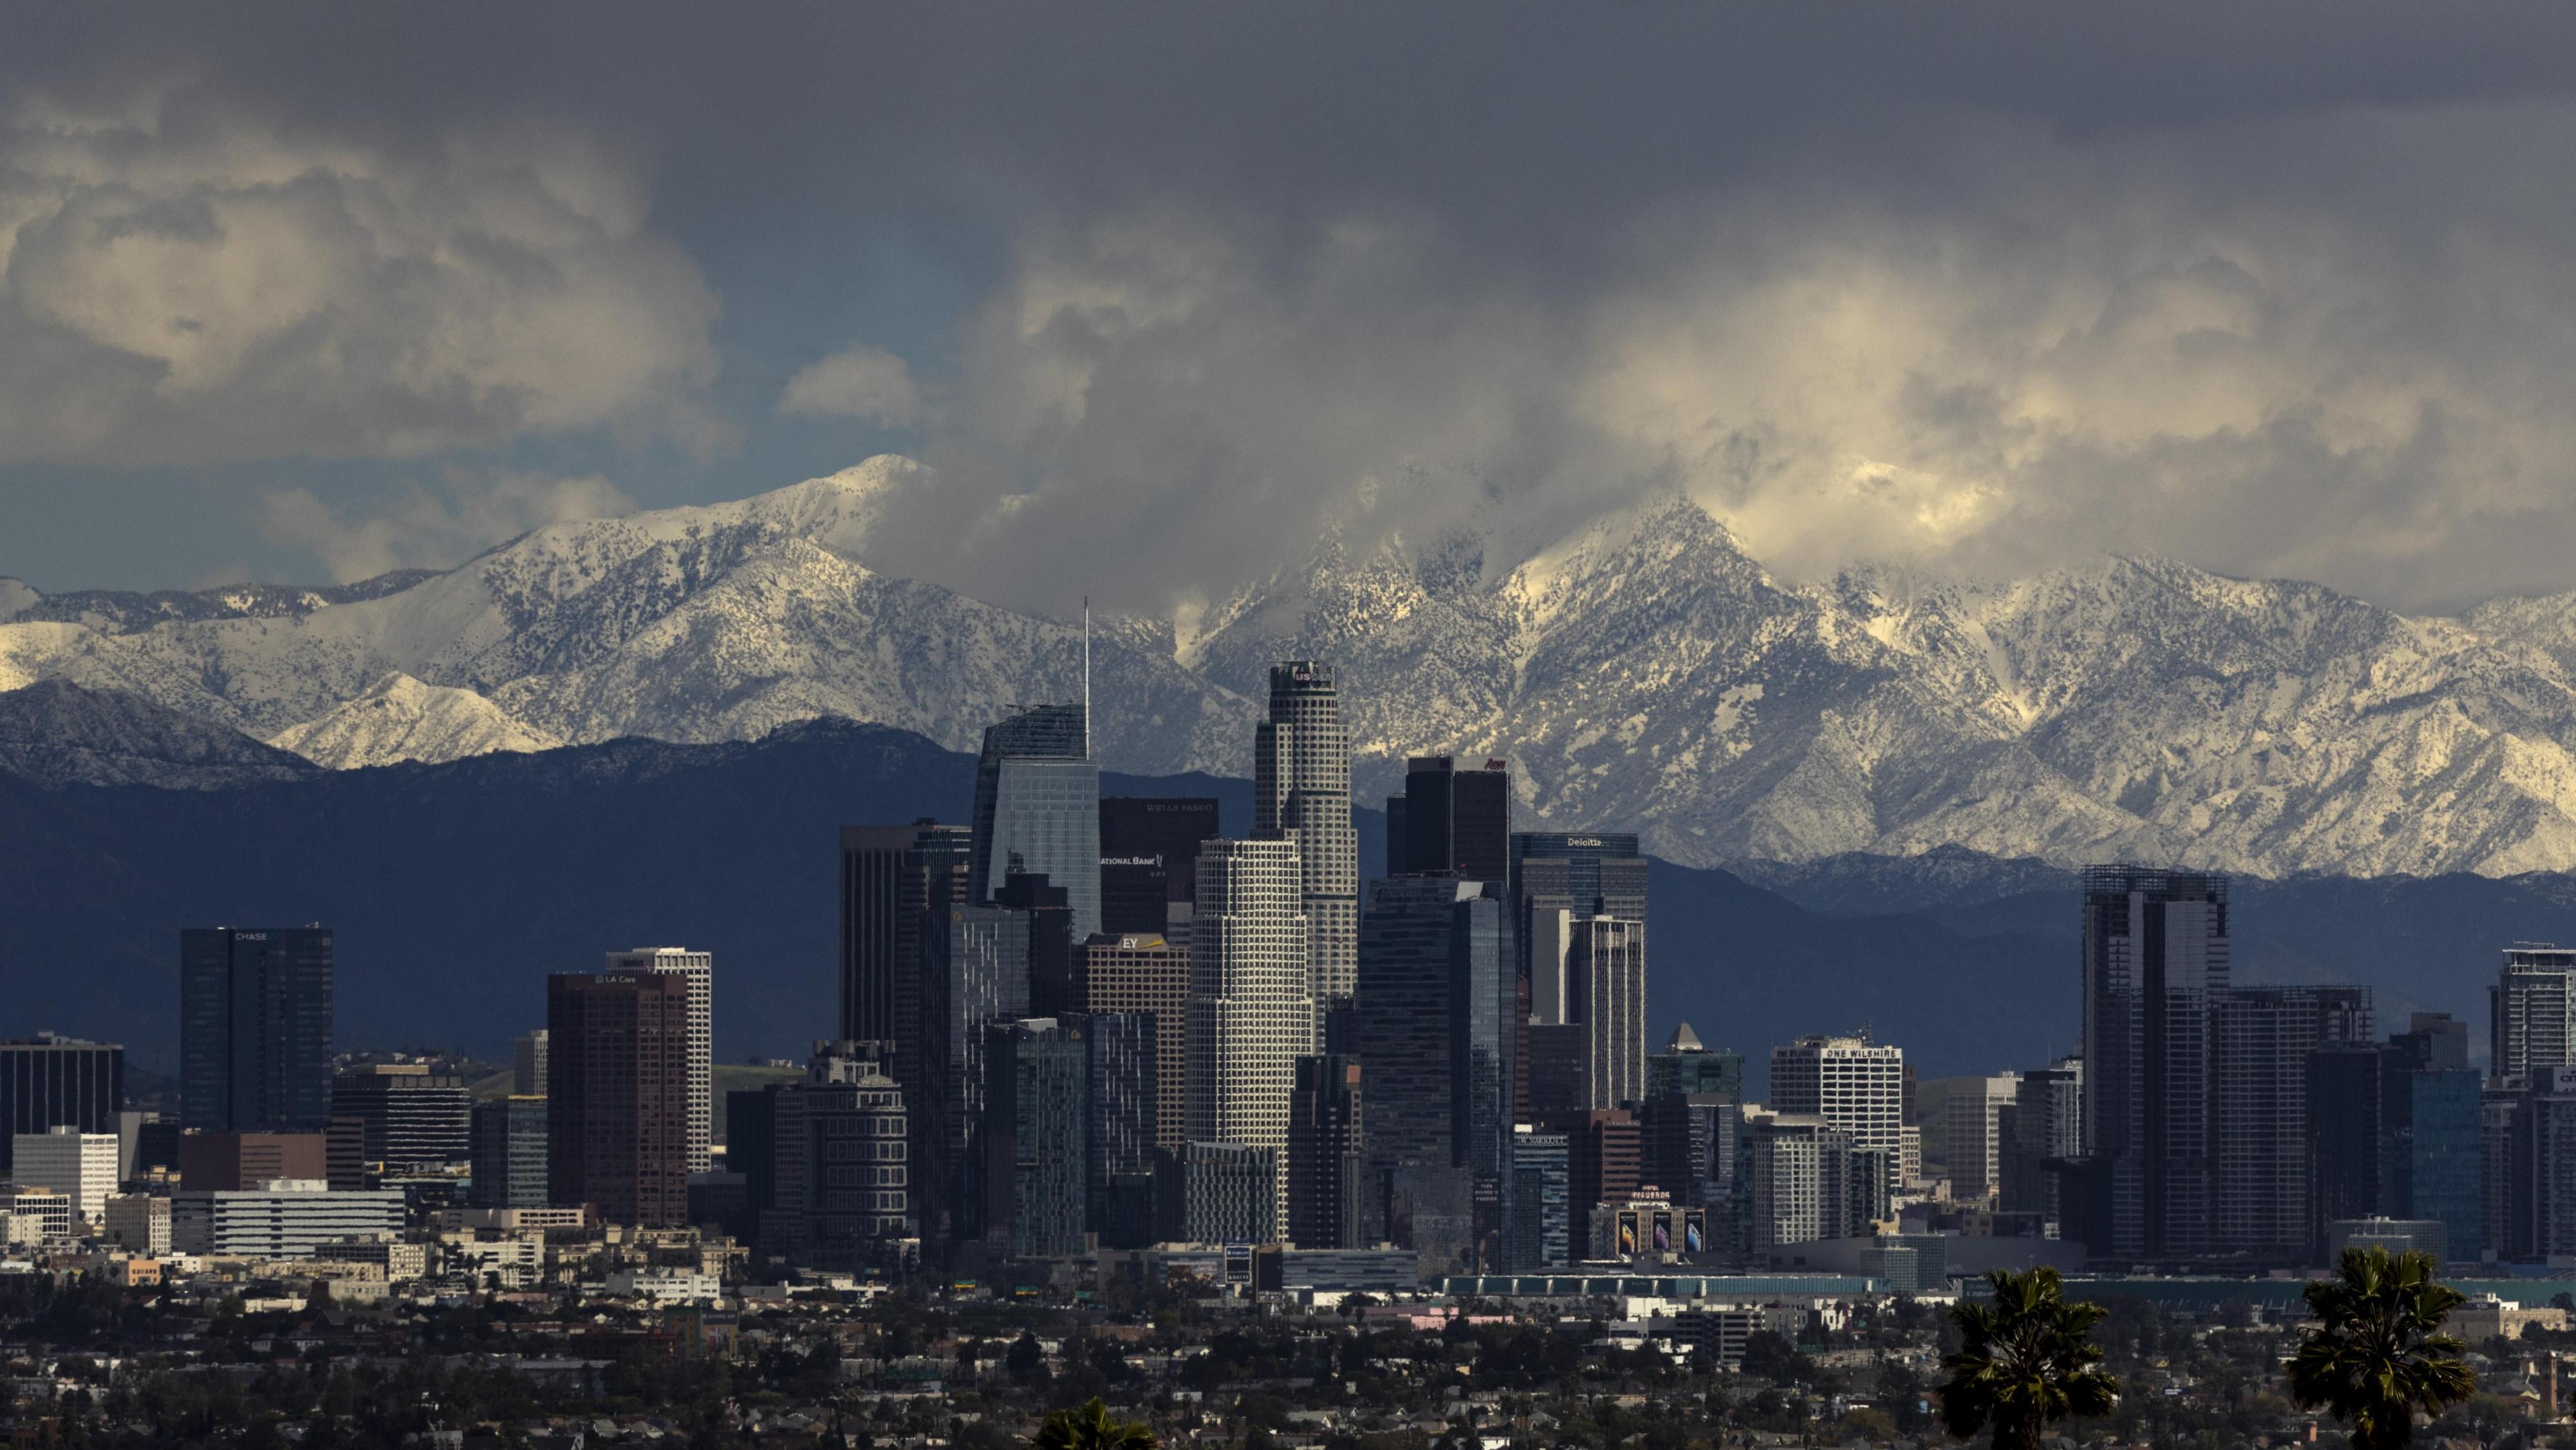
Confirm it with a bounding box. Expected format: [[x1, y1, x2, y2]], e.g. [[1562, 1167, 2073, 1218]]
[[0, 83, 724, 466], [262, 470, 638, 584], [845, 165, 2576, 619]]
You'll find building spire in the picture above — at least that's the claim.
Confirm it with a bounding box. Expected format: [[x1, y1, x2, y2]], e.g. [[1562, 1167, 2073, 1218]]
[[1083, 596, 1092, 760]]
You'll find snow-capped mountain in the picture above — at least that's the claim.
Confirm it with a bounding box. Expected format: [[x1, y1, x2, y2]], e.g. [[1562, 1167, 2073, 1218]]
[[14, 455, 2576, 878], [0, 458, 1250, 776], [266, 672, 562, 769], [0, 678, 317, 789]]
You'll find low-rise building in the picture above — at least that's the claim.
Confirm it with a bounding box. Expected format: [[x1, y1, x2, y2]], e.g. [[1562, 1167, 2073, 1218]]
[[442, 1235, 544, 1281], [3, 1190, 74, 1245], [434, 1205, 590, 1233], [2324, 1217, 2449, 1268], [2451, 1297, 2570, 1343], [92, 1254, 160, 1288], [317, 1236, 429, 1280], [604, 1268, 721, 1302], [104, 1194, 171, 1256], [171, 1182, 407, 1257]]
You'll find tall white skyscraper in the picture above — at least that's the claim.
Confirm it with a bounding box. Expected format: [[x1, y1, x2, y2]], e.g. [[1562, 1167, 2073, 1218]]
[[1254, 662, 1357, 1012], [1572, 917, 1647, 1110], [2494, 945, 2576, 1078], [605, 947, 712, 1172], [1747, 1111, 1857, 1250], [1768, 1032, 1906, 1159], [1186, 837, 1314, 1240]]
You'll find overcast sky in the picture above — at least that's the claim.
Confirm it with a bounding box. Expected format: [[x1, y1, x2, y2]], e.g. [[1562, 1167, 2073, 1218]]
[[6, 4, 2576, 615]]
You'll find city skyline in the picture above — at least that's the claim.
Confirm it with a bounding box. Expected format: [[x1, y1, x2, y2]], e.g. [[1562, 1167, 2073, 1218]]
[[0, 654, 2547, 1291], [8, 11, 2576, 1443]]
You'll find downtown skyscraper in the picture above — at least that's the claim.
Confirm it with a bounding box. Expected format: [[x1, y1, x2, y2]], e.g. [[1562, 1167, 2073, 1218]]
[[919, 905, 1030, 1244], [2082, 865, 2229, 1261], [1387, 755, 1511, 884], [1254, 662, 1357, 1011], [2493, 945, 2576, 1078], [605, 948, 714, 1173], [1099, 796, 1222, 941], [839, 819, 971, 1147], [2210, 984, 2373, 1259], [547, 969, 692, 1228], [1185, 836, 1313, 1240], [839, 821, 969, 1047], [969, 703, 1100, 941], [180, 927, 333, 1134], [1352, 874, 1511, 1265]]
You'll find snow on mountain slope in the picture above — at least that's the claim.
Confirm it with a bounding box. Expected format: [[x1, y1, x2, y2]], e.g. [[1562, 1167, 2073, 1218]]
[[1829, 557, 2576, 876], [1189, 496, 2176, 867], [267, 673, 561, 768], [15, 458, 2576, 876], [0, 458, 1250, 776], [0, 678, 317, 788]]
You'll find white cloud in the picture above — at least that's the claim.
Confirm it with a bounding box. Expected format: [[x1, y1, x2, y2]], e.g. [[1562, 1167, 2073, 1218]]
[[777, 344, 921, 425], [846, 129, 2576, 615], [0, 84, 721, 465], [262, 469, 637, 582]]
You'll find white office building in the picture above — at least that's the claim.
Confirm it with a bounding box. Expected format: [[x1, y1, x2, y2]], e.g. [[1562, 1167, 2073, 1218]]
[[1187, 837, 1314, 1240], [171, 1182, 407, 1257], [1748, 1112, 1855, 1250], [606, 948, 712, 1172], [1254, 662, 1359, 1013], [1768, 1032, 1907, 1159], [2495, 946, 2576, 1078], [13, 1126, 119, 1221], [606, 1268, 722, 1302]]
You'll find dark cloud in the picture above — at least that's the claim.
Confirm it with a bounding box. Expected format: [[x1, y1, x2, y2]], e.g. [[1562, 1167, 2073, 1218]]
[[5, 4, 2576, 609], [15, 5, 2575, 231]]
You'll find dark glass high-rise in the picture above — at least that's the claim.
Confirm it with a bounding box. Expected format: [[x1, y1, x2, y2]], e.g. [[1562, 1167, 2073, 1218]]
[[1352, 874, 1511, 1263], [1099, 796, 1221, 937], [967, 703, 1099, 939], [0, 1034, 123, 1176], [1387, 756, 1511, 885], [2079, 866, 2228, 1261], [180, 927, 333, 1133], [546, 970, 693, 1228]]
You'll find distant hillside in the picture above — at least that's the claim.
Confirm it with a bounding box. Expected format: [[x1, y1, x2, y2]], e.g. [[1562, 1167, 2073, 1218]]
[[5, 715, 2568, 1088], [0, 678, 317, 789]]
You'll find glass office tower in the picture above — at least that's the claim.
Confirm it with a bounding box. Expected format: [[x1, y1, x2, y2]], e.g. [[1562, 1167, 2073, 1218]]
[[469, 1096, 549, 1208], [180, 927, 333, 1133], [969, 704, 1099, 941], [0, 1035, 124, 1176], [1352, 874, 1511, 1262]]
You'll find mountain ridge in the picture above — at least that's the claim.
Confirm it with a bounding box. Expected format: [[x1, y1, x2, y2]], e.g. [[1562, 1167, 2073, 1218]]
[[14, 460, 2576, 877], [0, 678, 320, 789]]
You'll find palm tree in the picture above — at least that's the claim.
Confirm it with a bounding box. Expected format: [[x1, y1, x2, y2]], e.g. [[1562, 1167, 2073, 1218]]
[[2288, 1245, 2477, 1450], [1939, 1266, 2121, 1450], [1034, 1399, 1159, 1450]]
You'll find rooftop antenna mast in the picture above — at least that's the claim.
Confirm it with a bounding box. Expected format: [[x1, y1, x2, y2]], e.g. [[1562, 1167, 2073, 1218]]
[[1083, 596, 1092, 760]]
